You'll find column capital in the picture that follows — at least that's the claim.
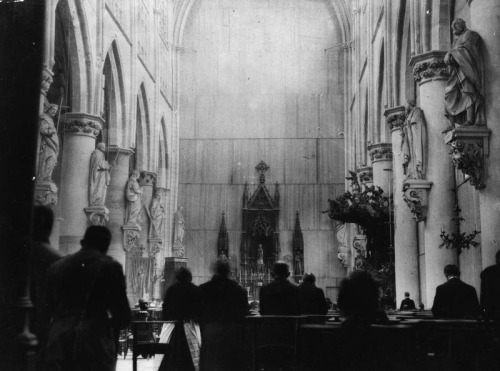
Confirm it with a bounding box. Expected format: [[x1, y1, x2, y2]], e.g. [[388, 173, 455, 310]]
[[84, 206, 110, 226], [384, 105, 406, 132], [62, 112, 104, 138], [139, 171, 157, 187], [445, 126, 491, 190], [368, 142, 393, 163], [409, 50, 449, 84], [402, 179, 433, 222]]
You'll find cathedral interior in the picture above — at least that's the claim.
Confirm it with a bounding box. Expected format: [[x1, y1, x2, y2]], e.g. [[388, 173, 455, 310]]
[[1, 0, 500, 369]]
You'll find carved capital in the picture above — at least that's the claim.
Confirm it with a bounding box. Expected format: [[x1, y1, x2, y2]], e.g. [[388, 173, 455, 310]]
[[34, 181, 58, 208], [122, 225, 141, 252], [445, 126, 491, 190], [63, 113, 104, 138], [402, 180, 432, 222], [409, 50, 449, 84], [357, 166, 373, 190], [139, 171, 157, 187], [368, 142, 393, 163], [149, 238, 163, 256], [384, 106, 406, 131], [84, 206, 109, 226]]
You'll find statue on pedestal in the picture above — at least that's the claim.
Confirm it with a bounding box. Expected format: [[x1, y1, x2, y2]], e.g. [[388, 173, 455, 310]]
[[444, 18, 485, 131], [149, 191, 165, 239], [125, 170, 143, 227], [36, 103, 59, 182], [402, 100, 427, 180], [89, 143, 111, 207], [257, 244, 264, 267], [174, 206, 185, 245]]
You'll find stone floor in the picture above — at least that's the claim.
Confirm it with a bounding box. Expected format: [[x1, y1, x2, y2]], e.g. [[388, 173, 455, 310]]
[[116, 353, 164, 371]]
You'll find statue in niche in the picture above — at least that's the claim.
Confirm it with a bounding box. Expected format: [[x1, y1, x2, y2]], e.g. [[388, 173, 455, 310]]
[[36, 103, 59, 182], [149, 191, 165, 239], [444, 18, 485, 132], [402, 100, 427, 180], [89, 143, 111, 207], [257, 244, 264, 266], [174, 206, 186, 245], [125, 170, 143, 227]]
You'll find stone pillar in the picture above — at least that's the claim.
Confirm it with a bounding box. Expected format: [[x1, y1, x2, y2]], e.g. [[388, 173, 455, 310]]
[[58, 113, 103, 255], [368, 143, 393, 195], [386, 106, 420, 307], [410, 51, 457, 307], [106, 147, 133, 268], [470, 2, 500, 268]]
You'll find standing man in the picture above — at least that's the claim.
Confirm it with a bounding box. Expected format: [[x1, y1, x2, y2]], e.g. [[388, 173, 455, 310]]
[[259, 261, 299, 315], [44, 226, 131, 371], [298, 273, 328, 315], [431, 264, 480, 319], [480, 250, 500, 321]]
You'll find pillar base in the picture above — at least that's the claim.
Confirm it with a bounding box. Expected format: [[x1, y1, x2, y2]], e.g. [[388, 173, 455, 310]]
[[444, 126, 491, 190], [84, 205, 109, 226], [402, 180, 433, 222], [34, 181, 58, 208]]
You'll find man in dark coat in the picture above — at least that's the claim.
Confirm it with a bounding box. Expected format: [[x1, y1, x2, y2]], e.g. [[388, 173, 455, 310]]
[[31, 206, 62, 370], [199, 260, 248, 371], [260, 261, 299, 315], [160, 266, 202, 371], [399, 292, 416, 311], [298, 273, 328, 315], [480, 250, 500, 321], [43, 226, 131, 371], [432, 264, 480, 319]]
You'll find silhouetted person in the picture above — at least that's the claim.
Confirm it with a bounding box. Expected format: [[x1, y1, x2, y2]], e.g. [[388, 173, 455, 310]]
[[199, 260, 248, 371], [43, 226, 131, 371], [432, 264, 480, 319], [31, 206, 62, 370], [399, 292, 416, 311], [259, 261, 299, 315], [298, 273, 328, 315], [480, 250, 500, 321], [160, 267, 202, 371]]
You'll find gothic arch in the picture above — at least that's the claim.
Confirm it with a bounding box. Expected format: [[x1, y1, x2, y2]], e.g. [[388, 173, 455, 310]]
[[157, 117, 169, 188], [135, 83, 151, 171]]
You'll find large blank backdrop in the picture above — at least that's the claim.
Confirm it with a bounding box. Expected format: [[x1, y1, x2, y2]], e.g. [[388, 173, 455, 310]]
[[178, 0, 346, 292]]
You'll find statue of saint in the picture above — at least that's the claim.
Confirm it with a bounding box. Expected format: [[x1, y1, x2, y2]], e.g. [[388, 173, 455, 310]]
[[174, 206, 185, 245], [36, 104, 59, 182], [402, 100, 427, 180], [257, 244, 264, 266], [125, 170, 143, 227], [89, 143, 111, 207], [294, 251, 303, 276], [149, 191, 165, 239], [444, 18, 485, 131]]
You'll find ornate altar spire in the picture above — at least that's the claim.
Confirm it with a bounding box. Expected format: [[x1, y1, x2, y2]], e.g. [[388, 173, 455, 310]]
[[274, 181, 280, 206], [255, 160, 269, 184], [217, 212, 229, 260], [292, 211, 304, 280]]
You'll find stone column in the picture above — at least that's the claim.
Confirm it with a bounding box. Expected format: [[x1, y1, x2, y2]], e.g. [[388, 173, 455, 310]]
[[106, 147, 133, 268], [470, 2, 500, 268], [58, 113, 103, 255], [410, 51, 457, 307], [386, 106, 420, 307], [368, 143, 393, 195]]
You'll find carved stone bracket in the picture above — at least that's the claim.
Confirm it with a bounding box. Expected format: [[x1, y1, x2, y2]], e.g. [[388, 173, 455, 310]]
[[63, 112, 104, 138], [122, 224, 141, 252], [402, 179, 432, 222], [336, 221, 350, 268], [410, 50, 449, 84], [444, 126, 491, 189], [368, 143, 393, 163], [34, 181, 58, 208], [139, 171, 157, 187], [357, 166, 373, 191], [172, 240, 185, 258], [84, 205, 109, 226], [149, 238, 163, 256], [385, 106, 406, 132]]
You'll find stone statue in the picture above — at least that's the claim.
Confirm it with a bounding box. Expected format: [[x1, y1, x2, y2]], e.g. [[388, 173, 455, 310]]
[[89, 143, 111, 207], [257, 244, 264, 266], [402, 100, 427, 179], [174, 206, 185, 245], [125, 170, 143, 227], [444, 18, 485, 131], [36, 104, 59, 182], [294, 253, 303, 276], [149, 191, 165, 239]]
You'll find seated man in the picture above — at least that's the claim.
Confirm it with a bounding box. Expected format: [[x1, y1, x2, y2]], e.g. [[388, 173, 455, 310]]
[[399, 292, 416, 311], [259, 261, 299, 315], [432, 264, 480, 319]]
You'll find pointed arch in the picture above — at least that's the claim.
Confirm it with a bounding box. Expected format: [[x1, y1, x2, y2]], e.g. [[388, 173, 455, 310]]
[[135, 83, 150, 170], [157, 117, 169, 188]]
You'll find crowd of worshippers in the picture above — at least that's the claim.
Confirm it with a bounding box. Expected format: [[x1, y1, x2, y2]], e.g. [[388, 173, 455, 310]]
[[30, 205, 500, 371]]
